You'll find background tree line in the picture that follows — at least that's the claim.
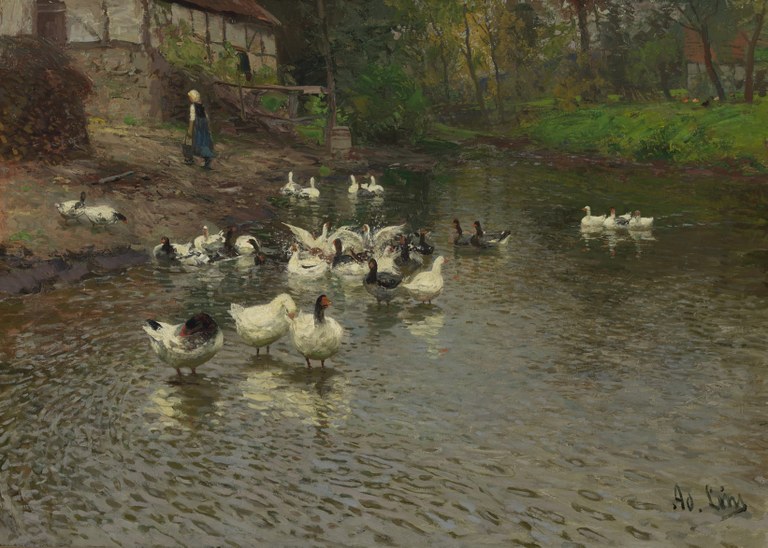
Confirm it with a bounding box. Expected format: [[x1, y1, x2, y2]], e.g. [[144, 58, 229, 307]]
[[260, 0, 768, 145]]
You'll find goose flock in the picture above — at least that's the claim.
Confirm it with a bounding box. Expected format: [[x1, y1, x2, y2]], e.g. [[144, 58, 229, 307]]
[[55, 176, 648, 378], [581, 205, 654, 231], [129, 168, 516, 376]]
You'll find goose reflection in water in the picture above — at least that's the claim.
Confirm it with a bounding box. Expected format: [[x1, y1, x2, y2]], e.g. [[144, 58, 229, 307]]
[[398, 307, 445, 357], [240, 367, 351, 428], [145, 378, 223, 431]]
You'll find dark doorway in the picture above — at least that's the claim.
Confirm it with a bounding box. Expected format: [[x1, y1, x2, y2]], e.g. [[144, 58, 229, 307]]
[[37, 1, 67, 46], [237, 51, 252, 81]]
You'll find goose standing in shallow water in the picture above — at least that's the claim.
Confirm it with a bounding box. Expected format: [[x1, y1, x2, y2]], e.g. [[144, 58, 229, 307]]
[[364, 258, 403, 305], [229, 293, 297, 356], [143, 312, 224, 377], [402, 256, 445, 304], [288, 294, 344, 368]]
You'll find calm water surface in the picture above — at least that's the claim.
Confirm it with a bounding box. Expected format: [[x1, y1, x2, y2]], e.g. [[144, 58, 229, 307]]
[[1, 154, 767, 546]]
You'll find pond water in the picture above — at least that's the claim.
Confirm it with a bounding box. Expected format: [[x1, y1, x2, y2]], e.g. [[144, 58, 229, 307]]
[[1, 152, 767, 546]]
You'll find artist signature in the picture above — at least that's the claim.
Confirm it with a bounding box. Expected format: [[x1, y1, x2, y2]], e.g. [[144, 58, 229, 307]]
[[673, 484, 747, 518]]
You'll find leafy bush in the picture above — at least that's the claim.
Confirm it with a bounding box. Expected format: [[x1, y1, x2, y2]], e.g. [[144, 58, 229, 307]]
[[634, 125, 679, 161], [261, 93, 287, 113], [343, 63, 430, 144]]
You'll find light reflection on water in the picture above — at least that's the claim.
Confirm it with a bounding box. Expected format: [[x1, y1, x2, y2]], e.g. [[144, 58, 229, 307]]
[[0, 157, 767, 546]]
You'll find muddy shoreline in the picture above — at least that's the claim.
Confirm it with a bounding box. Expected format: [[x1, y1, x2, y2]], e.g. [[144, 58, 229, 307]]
[[2, 127, 767, 299], [0, 123, 440, 298]]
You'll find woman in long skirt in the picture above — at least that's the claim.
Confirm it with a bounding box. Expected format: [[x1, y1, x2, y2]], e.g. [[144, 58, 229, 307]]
[[185, 89, 215, 169]]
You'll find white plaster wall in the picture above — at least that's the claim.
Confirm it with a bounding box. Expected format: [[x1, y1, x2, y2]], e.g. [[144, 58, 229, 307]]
[[208, 13, 223, 43], [0, 0, 34, 36], [66, 0, 105, 43], [169, 3, 191, 29], [107, 0, 142, 43], [225, 20, 246, 49], [189, 7, 205, 37]]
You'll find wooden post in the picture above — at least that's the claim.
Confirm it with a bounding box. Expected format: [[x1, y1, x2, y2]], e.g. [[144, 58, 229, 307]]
[[238, 83, 245, 120]]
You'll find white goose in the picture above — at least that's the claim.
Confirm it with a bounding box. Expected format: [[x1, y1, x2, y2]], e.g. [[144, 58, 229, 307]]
[[153, 236, 210, 266], [347, 175, 361, 194], [288, 294, 344, 368], [55, 191, 86, 221], [402, 256, 445, 304], [283, 221, 330, 252], [142, 312, 224, 377], [365, 175, 384, 195], [287, 243, 330, 277], [280, 171, 303, 196], [78, 203, 127, 226], [580, 206, 606, 228], [229, 293, 298, 356], [299, 176, 320, 199], [193, 225, 225, 254], [628, 210, 654, 230], [363, 223, 407, 254]]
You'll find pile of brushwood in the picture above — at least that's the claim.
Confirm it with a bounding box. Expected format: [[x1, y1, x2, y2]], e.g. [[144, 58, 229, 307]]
[[0, 36, 91, 163]]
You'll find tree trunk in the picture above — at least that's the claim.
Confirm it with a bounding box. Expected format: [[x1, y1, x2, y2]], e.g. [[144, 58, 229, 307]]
[[576, 0, 590, 53], [658, 65, 673, 100], [462, 4, 487, 123], [317, 0, 337, 153], [101, 1, 110, 44], [699, 25, 726, 101], [744, 2, 767, 104], [433, 24, 452, 103], [489, 39, 504, 122]]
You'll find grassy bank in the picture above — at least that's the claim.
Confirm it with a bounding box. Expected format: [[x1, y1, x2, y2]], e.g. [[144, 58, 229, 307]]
[[430, 98, 768, 174]]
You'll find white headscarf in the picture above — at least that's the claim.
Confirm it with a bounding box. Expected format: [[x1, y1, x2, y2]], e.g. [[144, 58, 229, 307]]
[[187, 89, 201, 103]]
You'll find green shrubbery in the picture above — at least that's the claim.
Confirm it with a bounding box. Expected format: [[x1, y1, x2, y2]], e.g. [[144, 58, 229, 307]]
[[343, 63, 430, 144], [512, 99, 767, 169]]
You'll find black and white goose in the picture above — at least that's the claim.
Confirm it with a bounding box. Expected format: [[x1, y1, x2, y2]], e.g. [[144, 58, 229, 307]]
[[364, 258, 403, 305], [55, 191, 87, 221], [143, 312, 224, 377], [412, 229, 434, 256], [470, 220, 511, 247], [288, 294, 344, 368], [452, 219, 472, 246], [330, 238, 366, 276]]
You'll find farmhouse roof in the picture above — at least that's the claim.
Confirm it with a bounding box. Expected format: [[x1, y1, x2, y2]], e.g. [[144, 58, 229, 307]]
[[175, 0, 281, 26], [683, 27, 746, 65]]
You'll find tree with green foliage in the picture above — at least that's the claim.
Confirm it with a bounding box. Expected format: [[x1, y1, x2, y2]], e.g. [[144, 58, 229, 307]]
[[625, 9, 683, 100], [657, 0, 732, 102], [732, 0, 768, 103], [469, 0, 509, 121], [461, 1, 488, 123]]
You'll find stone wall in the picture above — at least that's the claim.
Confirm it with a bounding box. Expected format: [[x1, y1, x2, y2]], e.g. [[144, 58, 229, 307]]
[[67, 45, 156, 121]]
